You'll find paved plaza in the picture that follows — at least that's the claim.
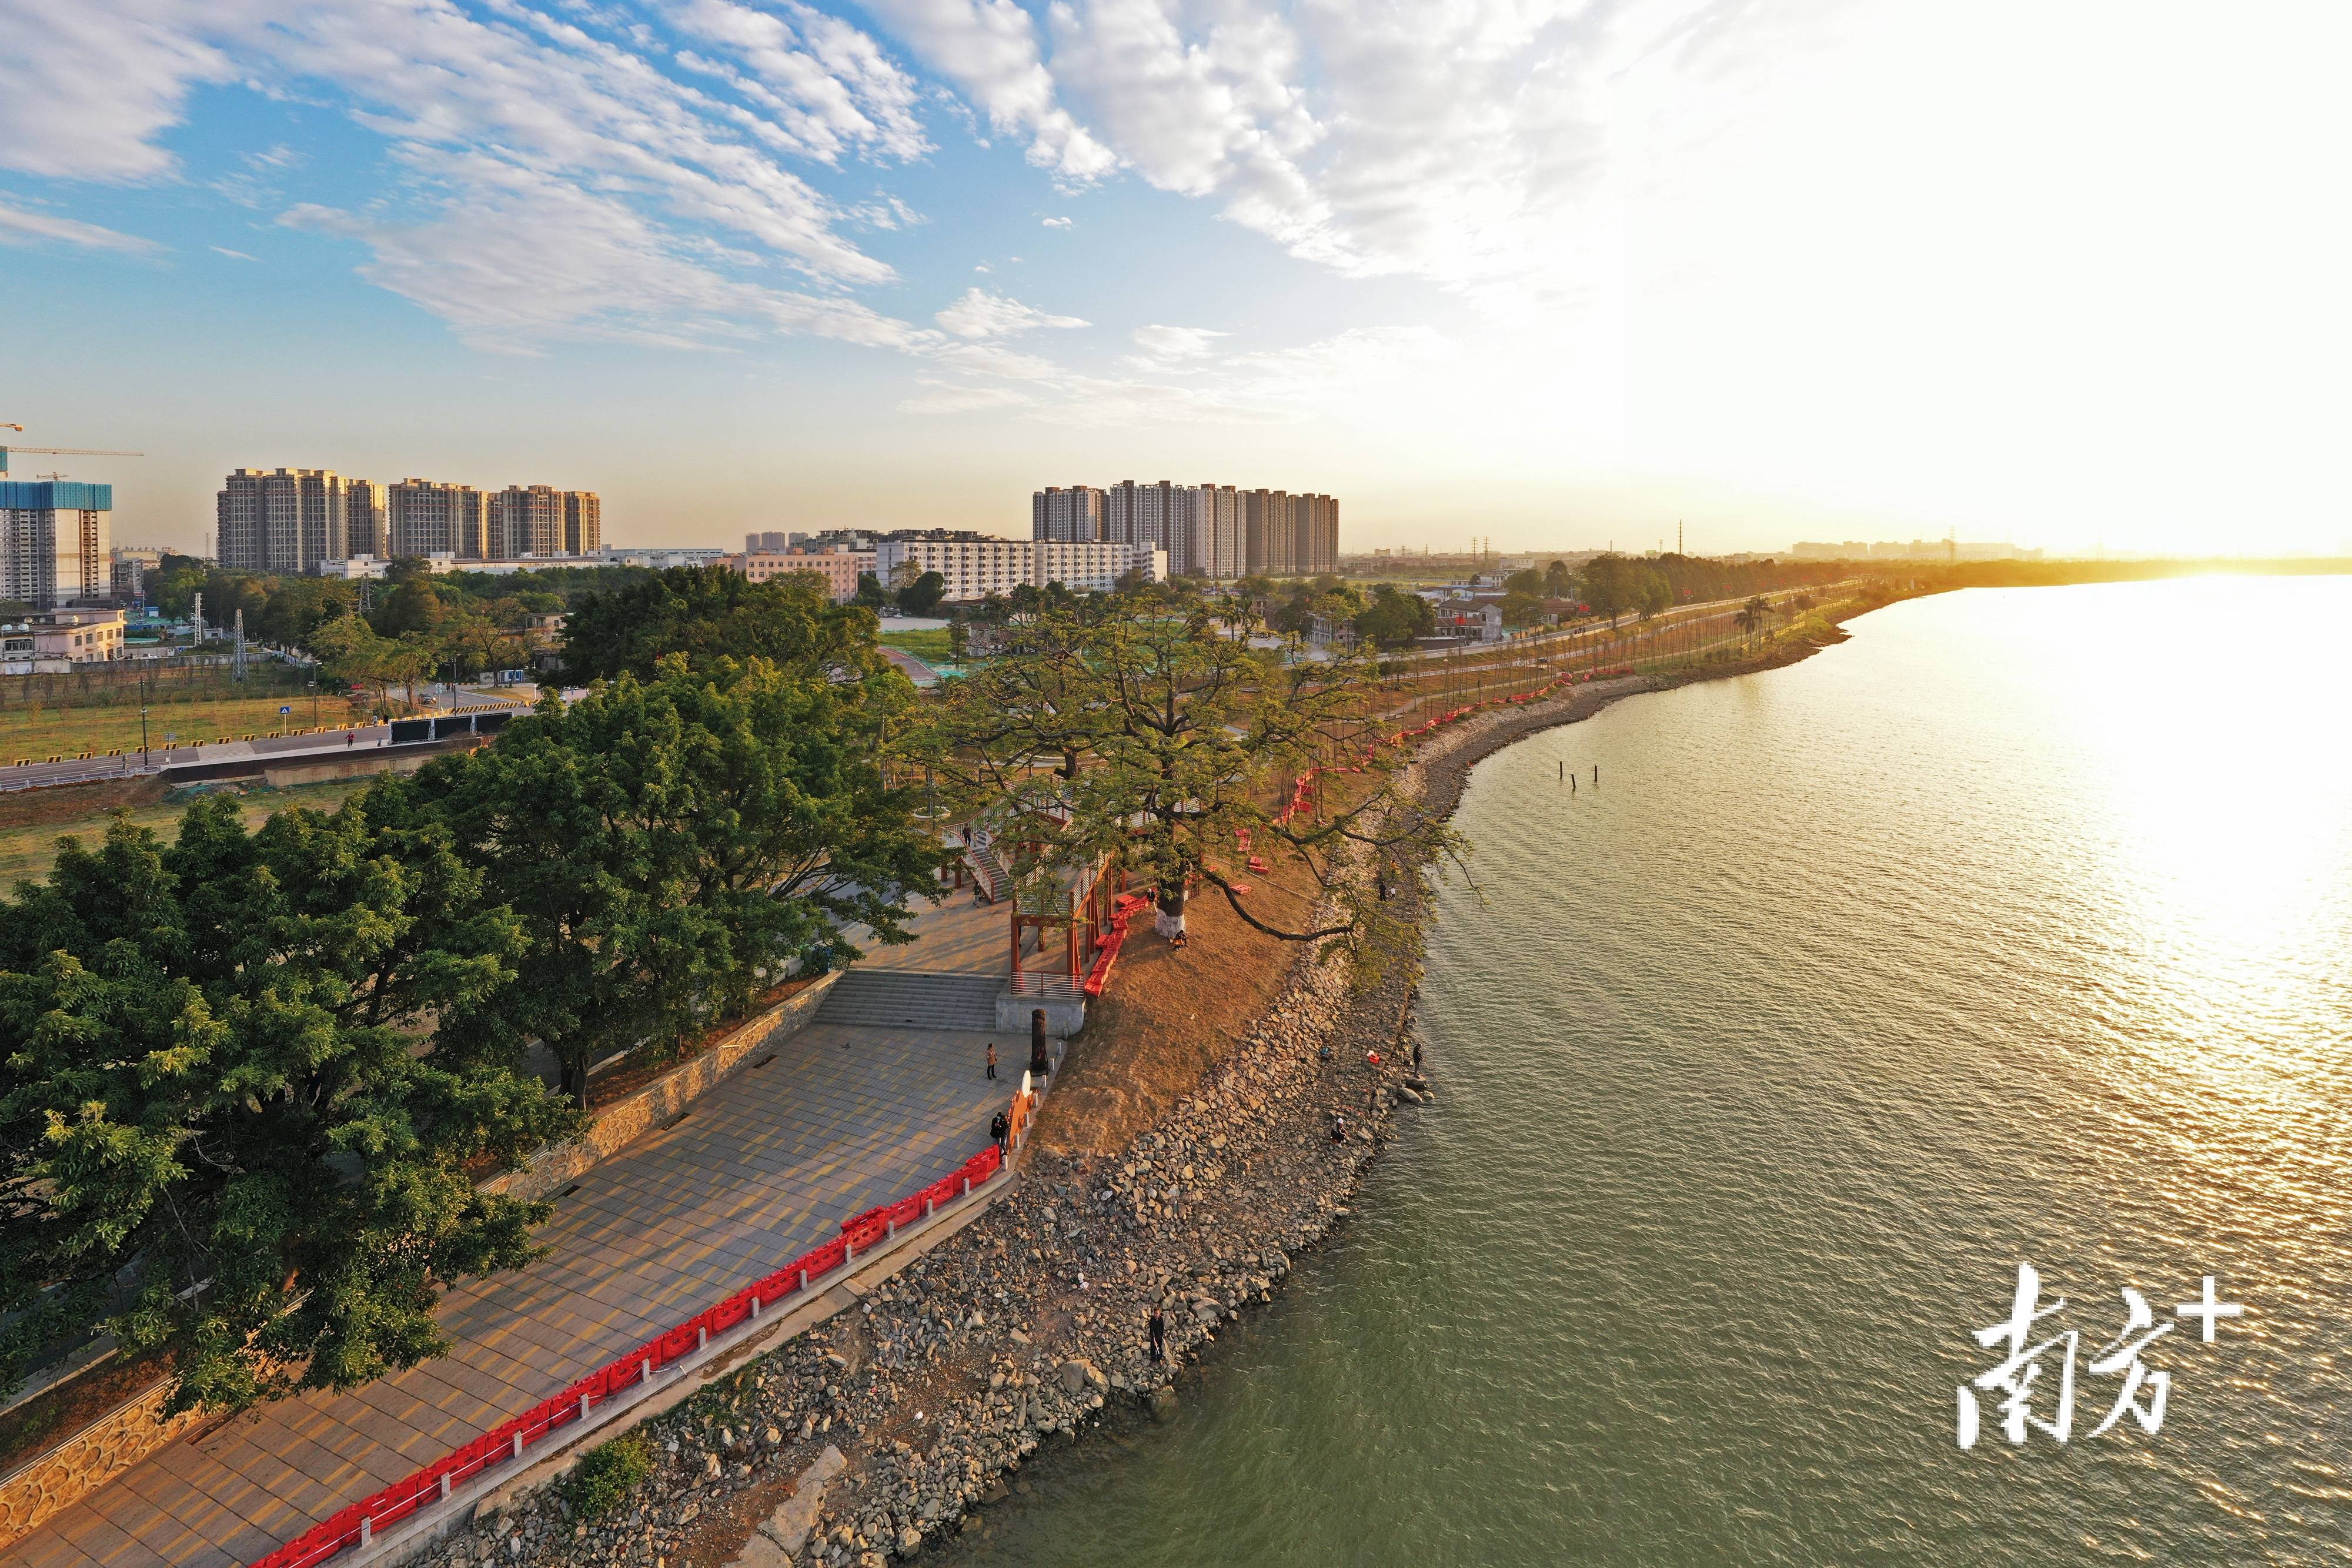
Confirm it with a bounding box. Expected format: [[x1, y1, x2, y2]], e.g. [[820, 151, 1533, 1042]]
[[858, 894, 1006, 976], [7, 1019, 1007, 1568]]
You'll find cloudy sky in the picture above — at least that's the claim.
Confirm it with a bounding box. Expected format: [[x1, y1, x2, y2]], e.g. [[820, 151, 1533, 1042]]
[[2, 0, 2346, 557]]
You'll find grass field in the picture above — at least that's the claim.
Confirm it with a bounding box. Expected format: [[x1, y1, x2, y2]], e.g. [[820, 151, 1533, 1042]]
[[0, 692, 372, 764], [878, 628, 954, 663], [0, 776, 376, 886]]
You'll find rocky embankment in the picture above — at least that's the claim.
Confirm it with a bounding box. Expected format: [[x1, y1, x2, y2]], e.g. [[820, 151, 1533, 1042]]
[[419, 677, 1652, 1568]]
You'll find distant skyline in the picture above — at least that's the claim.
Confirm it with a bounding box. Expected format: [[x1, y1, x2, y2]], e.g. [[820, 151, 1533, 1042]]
[[4, 1, 2348, 560]]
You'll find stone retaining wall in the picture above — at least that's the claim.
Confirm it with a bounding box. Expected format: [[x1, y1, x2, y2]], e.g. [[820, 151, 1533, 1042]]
[[0, 1385, 212, 1546]]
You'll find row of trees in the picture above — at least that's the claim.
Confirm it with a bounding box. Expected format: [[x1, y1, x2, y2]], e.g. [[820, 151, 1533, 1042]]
[[1, 571, 937, 1415]]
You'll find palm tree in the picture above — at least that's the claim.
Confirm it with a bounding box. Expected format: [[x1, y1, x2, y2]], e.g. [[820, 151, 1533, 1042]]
[[1736, 595, 1771, 646]]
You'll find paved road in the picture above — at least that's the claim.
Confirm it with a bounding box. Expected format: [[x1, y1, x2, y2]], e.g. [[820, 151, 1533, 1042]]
[[0, 689, 535, 793], [5, 1017, 1004, 1568]]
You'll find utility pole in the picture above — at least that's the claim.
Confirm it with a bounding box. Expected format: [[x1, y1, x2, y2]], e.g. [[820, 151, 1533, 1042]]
[[139, 666, 151, 769]]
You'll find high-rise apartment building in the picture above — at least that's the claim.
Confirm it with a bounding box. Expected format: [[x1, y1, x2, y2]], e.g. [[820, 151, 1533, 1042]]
[[494, 484, 566, 557], [215, 468, 348, 574], [1200, 483, 1241, 579], [388, 478, 489, 559], [347, 479, 388, 557], [566, 492, 602, 556], [1, 480, 112, 608], [747, 530, 791, 553], [1041, 480, 1329, 579], [1031, 486, 1107, 543]]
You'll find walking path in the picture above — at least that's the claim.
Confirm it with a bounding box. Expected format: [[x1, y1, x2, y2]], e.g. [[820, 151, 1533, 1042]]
[[5, 1020, 1005, 1568]]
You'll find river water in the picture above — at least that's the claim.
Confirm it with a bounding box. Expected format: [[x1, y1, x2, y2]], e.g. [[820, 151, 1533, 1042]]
[[942, 577, 2352, 1566]]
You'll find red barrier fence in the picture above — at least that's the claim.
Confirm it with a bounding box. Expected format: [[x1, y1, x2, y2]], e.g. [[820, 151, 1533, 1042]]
[[245, 1143, 1008, 1568]]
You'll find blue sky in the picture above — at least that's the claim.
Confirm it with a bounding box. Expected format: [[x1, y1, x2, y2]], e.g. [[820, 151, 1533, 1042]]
[[3, 0, 2348, 558]]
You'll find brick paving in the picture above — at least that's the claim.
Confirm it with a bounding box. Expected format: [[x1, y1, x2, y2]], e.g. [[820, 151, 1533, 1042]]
[[6, 1020, 1008, 1568]]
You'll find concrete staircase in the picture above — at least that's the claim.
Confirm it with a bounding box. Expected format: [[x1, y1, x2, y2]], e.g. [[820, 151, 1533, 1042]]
[[816, 969, 1007, 1034], [965, 828, 1010, 904]]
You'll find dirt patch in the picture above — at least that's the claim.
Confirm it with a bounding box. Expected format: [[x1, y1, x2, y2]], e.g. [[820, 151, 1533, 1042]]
[[1032, 853, 1325, 1158], [0, 775, 166, 831], [0, 1350, 180, 1480]]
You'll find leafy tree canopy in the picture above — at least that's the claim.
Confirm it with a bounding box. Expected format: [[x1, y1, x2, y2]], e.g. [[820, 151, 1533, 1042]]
[[923, 611, 1454, 957], [0, 788, 576, 1414], [431, 654, 937, 1102], [552, 566, 884, 687]]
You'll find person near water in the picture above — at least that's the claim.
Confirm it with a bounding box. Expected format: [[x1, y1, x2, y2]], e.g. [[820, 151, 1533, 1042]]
[[1149, 1303, 1167, 1362], [1412, 1039, 1424, 1072], [985, 1042, 997, 1080], [991, 1108, 1010, 1158], [1330, 1111, 1347, 1142]]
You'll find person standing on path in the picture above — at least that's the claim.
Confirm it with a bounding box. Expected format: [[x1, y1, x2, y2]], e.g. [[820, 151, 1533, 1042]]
[[985, 1042, 997, 1080], [991, 1108, 1010, 1159], [1149, 1303, 1167, 1363]]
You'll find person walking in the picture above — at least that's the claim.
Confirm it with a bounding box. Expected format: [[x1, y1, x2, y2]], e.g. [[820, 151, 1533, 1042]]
[[985, 1042, 997, 1080], [991, 1108, 1010, 1159], [1148, 1303, 1167, 1363]]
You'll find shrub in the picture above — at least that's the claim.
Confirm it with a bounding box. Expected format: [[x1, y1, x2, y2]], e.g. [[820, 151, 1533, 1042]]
[[559, 1432, 652, 1519]]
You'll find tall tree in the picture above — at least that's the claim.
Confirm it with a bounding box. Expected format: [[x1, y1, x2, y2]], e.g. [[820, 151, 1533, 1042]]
[[926, 610, 1455, 952], [553, 566, 883, 687], [0, 789, 574, 1414], [433, 655, 938, 1103]]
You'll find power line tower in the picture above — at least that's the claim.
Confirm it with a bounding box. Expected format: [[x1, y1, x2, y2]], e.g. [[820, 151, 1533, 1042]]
[[233, 609, 248, 682], [192, 590, 205, 648]]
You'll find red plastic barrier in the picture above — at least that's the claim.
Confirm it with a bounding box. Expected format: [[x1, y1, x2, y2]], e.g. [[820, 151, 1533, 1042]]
[[245, 1142, 1006, 1568]]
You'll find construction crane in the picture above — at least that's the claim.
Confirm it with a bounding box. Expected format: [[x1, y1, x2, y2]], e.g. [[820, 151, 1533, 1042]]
[[0, 427, 143, 476]]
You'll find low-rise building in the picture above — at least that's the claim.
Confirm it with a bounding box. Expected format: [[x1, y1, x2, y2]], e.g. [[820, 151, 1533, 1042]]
[[715, 549, 876, 601], [874, 538, 1165, 600], [0, 607, 127, 666]]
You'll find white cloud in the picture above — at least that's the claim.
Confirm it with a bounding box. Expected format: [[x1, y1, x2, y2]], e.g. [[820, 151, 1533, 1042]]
[[282, 151, 930, 354], [1041, 215, 1072, 227], [667, 0, 930, 162], [0, 198, 162, 253], [0, 0, 936, 348], [855, 0, 1117, 179], [210, 245, 258, 259], [896, 380, 1037, 413], [1128, 322, 1223, 361], [934, 285, 1088, 338]]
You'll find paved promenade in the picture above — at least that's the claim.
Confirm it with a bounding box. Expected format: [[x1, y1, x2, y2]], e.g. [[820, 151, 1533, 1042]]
[[6, 1019, 1004, 1568]]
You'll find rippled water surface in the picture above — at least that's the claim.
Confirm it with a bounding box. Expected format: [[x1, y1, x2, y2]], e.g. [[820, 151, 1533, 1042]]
[[943, 577, 2352, 1566]]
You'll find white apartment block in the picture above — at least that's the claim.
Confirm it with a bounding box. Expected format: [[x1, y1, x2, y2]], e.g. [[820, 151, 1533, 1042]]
[[876, 539, 1165, 601]]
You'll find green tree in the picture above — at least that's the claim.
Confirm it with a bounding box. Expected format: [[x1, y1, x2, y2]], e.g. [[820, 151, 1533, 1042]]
[[1543, 560, 1575, 598], [1736, 594, 1773, 644], [0, 788, 575, 1413], [926, 611, 1454, 952], [894, 570, 947, 617], [1352, 584, 1435, 648], [554, 567, 884, 687], [373, 575, 446, 640], [434, 656, 937, 1105]]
